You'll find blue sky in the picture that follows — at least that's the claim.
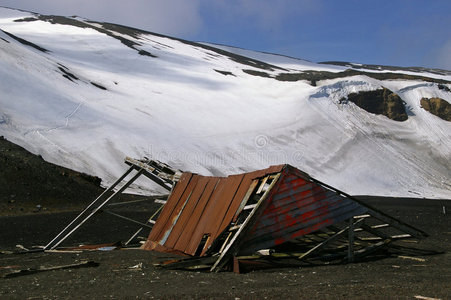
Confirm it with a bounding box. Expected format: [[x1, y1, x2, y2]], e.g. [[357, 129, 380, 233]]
[[0, 0, 450, 69]]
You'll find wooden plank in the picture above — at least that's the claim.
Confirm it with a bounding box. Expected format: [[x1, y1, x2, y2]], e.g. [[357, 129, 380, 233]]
[[360, 223, 391, 240], [48, 168, 144, 250], [298, 218, 365, 260], [3, 261, 99, 278], [348, 218, 355, 262], [256, 176, 269, 194], [232, 179, 260, 221], [44, 165, 135, 250], [141, 169, 173, 191], [244, 204, 257, 210], [124, 156, 181, 181], [353, 239, 392, 259]]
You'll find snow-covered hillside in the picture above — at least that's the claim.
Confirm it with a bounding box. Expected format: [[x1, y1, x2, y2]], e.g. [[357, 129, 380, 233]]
[[0, 7, 450, 198]]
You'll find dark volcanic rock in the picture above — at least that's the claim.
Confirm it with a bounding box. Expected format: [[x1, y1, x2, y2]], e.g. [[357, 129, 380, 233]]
[[420, 97, 451, 121], [274, 69, 451, 86], [1, 29, 49, 53], [344, 88, 408, 121]]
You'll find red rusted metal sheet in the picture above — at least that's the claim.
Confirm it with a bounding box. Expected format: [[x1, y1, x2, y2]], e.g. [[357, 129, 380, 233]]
[[198, 174, 245, 256], [163, 176, 211, 249], [177, 177, 219, 253], [142, 165, 284, 255], [239, 166, 368, 254]]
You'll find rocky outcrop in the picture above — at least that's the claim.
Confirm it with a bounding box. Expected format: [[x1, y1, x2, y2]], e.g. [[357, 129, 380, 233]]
[[420, 97, 451, 121], [343, 88, 408, 121]]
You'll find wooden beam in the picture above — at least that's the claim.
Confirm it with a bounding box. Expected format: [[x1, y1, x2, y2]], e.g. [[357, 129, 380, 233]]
[[348, 218, 355, 262], [298, 218, 365, 261], [141, 169, 173, 191], [354, 239, 392, 259], [124, 157, 181, 182], [44, 165, 135, 250], [360, 223, 391, 240], [47, 169, 144, 250]]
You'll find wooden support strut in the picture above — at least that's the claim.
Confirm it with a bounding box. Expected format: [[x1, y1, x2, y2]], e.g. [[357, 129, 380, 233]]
[[45, 168, 144, 250], [348, 217, 355, 262], [44, 157, 179, 250], [44, 165, 135, 250], [298, 218, 365, 261]]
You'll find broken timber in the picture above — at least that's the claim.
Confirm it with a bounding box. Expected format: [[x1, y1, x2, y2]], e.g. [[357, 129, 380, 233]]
[[2, 261, 99, 278], [44, 157, 181, 250]]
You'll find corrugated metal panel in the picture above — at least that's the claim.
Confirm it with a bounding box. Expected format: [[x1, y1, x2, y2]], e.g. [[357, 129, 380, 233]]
[[142, 165, 285, 255], [162, 176, 211, 249], [145, 172, 194, 243], [239, 166, 368, 254], [177, 177, 219, 253]]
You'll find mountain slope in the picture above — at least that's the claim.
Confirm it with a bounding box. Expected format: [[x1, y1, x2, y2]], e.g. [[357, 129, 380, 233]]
[[0, 7, 450, 198]]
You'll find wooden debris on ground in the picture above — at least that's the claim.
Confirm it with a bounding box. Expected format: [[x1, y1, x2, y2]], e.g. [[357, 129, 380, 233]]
[[2, 260, 99, 278]]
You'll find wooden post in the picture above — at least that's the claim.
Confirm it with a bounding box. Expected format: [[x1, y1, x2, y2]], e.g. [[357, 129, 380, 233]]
[[348, 218, 355, 262]]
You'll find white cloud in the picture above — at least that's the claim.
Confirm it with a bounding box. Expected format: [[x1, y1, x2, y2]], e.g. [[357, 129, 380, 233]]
[[0, 0, 203, 37]]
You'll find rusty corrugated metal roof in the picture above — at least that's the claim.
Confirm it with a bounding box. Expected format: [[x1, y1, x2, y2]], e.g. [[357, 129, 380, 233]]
[[141, 165, 284, 255], [142, 164, 423, 259]]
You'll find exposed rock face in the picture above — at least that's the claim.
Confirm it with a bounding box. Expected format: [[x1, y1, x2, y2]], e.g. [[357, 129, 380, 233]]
[[420, 97, 451, 121], [344, 88, 408, 121]]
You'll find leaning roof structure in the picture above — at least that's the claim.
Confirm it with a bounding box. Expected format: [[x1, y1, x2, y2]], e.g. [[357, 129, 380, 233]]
[[142, 164, 427, 272], [44, 158, 428, 273]]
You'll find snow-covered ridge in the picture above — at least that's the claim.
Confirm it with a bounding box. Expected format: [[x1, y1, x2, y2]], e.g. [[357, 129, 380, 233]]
[[0, 7, 450, 199]]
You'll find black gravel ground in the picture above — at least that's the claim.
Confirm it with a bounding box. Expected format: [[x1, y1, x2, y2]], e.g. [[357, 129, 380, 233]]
[[1, 198, 450, 299]]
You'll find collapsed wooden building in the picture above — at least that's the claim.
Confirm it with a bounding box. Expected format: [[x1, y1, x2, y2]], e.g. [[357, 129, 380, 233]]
[[45, 158, 428, 272]]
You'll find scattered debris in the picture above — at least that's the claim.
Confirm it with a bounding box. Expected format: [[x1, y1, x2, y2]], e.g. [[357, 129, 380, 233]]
[[67, 242, 122, 251], [2, 260, 99, 278], [398, 255, 426, 262], [128, 262, 143, 270], [44, 249, 82, 254], [414, 295, 442, 300], [15, 244, 28, 251]]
